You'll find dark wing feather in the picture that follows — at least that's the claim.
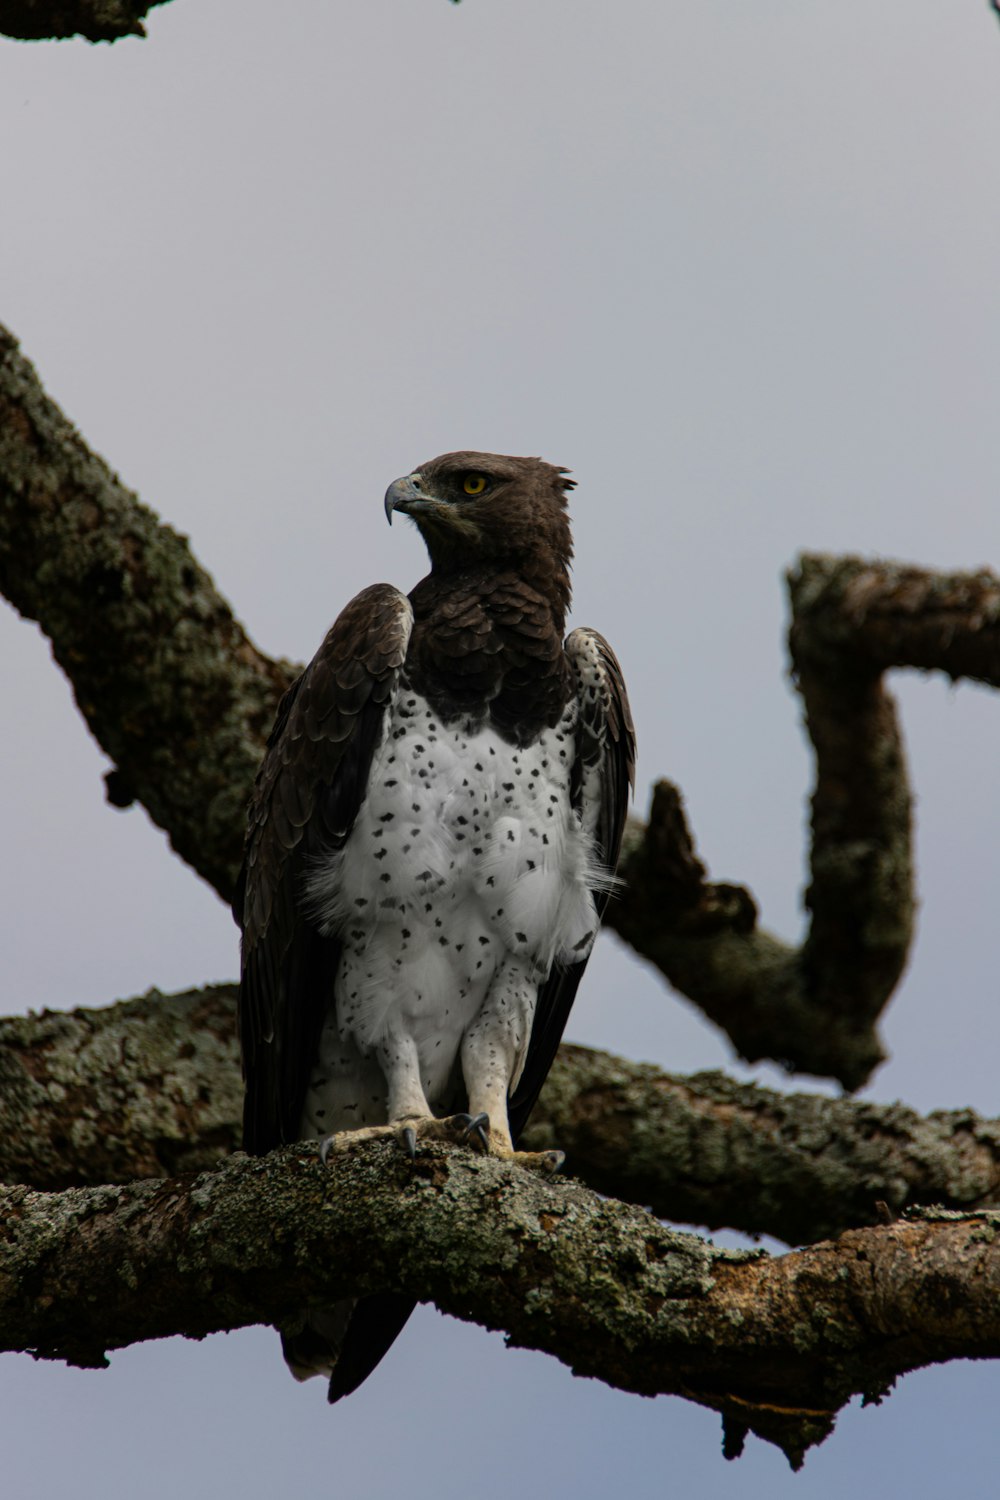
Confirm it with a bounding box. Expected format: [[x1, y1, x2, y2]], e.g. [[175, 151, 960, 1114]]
[[327, 629, 632, 1404], [237, 583, 413, 1154], [508, 628, 636, 1141]]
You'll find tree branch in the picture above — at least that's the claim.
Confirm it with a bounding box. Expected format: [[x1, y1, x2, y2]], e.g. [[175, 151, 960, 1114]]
[[0, 0, 166, 41], [607, 551, 931, 1089], [606, 781, 892, 1088], [5, 985, 999, 1247], [3, 1140, 999, 1468], [608, 555, 1000, 1086], [0, 986, 244, 1189], [3, 324, 997, 1083], [790, 553, 1000, 689], [522, 1044, 1000, 1245], [5, 327, 1000, 1466], [790, 559, 914, 1063], [0, 324, 291, 899]]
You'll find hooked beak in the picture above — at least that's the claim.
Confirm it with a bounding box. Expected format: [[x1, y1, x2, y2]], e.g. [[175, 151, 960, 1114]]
[[384, 473, 426, 525]]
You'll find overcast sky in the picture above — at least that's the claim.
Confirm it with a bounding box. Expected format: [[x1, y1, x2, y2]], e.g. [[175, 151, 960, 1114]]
[[2, 2, 1000, 1494]]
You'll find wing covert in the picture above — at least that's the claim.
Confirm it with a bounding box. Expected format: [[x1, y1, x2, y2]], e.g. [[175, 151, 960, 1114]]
[[508, 627, 635, 1139], [237, 583, 413, 1154]]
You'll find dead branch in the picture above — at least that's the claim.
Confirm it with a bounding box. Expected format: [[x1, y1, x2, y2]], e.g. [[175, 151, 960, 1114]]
[[605, 781, 893, 1088], [4, 985, 999, 1246], [0, 324, 292, 898], [609, 554, 1000, 1088], [3, 324, 998, 1082], [0, 0, 165, 41], [790, 553, 1000, 688], [2, 1139, 998, 1469]]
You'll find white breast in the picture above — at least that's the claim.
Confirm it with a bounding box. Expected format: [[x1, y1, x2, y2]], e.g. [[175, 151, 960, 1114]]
[[303, 685, 600, 1097]]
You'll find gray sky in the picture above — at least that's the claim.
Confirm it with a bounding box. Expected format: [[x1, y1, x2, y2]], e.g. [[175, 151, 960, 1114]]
[[2, 2, 1000, 1493]]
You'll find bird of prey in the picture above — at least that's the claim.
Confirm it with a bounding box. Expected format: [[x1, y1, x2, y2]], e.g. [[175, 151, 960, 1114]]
[[236, 451, 635, 1400]]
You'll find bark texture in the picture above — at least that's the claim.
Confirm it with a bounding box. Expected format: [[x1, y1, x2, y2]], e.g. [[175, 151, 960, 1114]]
[[0, 325, 293, 898], [0, 0, 164, 40], [6, 324, 1000, 1464], [4, 985, 999, 1248], [2, 1140, 999, 1469], [0, 986, 243, 1189], [1, 324, 967, 1082], [607, 557, 1000, 1086], [606, 781, 894, 1089]]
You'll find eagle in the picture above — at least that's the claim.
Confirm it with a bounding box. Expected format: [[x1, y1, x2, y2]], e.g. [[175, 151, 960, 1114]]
[[236, 451, 635, 1400]]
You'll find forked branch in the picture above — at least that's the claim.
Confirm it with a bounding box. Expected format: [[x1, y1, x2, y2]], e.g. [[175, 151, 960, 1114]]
[[0, 1, 164, 41], [4, 985, 1000, 1247], [2, 1140, 999, 1469], [1, 323, 997, 1082]]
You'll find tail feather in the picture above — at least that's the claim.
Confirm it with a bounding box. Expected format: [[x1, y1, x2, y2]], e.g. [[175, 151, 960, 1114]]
[[279, 1295, 417, 1402]]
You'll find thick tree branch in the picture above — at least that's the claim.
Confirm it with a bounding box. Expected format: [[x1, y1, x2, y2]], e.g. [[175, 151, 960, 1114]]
[[607, 553, 932, 1089], [0, 324, 292, 898], [2, 1140, 999, 1468], [4, 330, 1000, 1465], [5, 985, 999, 1247], [790, 553, 1000, 689], [3, 326, 998, 1082], [0, 986, 244, 1188], [0, 0, 166, 41], [522, 1044, 1000, 1244], [606, 782, 891, 1088]]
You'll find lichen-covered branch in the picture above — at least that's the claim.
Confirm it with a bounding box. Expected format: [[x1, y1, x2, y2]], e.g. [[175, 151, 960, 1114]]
[[3, 325, 999, 1083], [606, 552, 937, 1089], [2, 1140, 999, 1468], [790, 557, 916, 1059], [752, 555, 1000, 1080], [5, 985, 999, 1247], [606, 782, 890, 1088], [0, 986, 243, 1188], [791, 554, 1000, 688], [0, 0, 167, 41], [523, 1044, 1000, 1244], [0, 324, 292, 898]]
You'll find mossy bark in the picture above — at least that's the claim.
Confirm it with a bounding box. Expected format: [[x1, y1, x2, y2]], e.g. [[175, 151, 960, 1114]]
[[4, 985, 999, 1248], [0, 325, 292, 900], [0, 1, 166, 42], [6, 323, 1000, 1465], [0, 323, 937, 1081], [2, 1139, 999, 1469]]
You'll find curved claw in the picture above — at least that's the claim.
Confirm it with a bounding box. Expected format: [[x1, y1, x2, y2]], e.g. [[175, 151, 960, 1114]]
[[462, 1112, 491, 1151], [401, 1125, 417, 1160], [319, 1135, 334, 1166]]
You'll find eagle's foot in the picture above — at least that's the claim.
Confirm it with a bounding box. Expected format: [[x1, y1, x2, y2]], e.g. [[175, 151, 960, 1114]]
[[455, 1111, 491, 1151], [508, 1147, 566, 1173], [319, 1117, 440, 1164], [317, 1115, 563, 1172], [457, 1112, 566, 1173], [407, 1116, 491, 1146]]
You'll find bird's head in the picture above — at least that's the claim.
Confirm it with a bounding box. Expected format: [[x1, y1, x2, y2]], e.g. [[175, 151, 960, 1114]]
[[384, 451, 575, 589]]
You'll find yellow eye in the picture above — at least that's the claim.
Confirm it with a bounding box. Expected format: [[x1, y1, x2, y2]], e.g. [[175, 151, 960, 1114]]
[[463, 474, 487, 496]]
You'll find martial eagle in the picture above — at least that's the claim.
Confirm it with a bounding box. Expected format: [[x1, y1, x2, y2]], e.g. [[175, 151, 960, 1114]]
[[236, 451, 635, 1399]]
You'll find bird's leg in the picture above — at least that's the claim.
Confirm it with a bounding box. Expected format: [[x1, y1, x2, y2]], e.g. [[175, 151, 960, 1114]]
[[458, 971, 565, 1173], [318, 1026, 473, 1161], [317, 1006, 562, 1169], [319, 1027, 430, 1159], [453, 1097, 564, 1174]]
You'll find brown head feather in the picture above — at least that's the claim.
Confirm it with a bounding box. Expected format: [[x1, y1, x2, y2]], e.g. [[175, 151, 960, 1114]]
[[403, 451, 574, 618]]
